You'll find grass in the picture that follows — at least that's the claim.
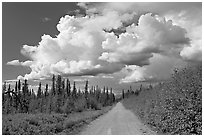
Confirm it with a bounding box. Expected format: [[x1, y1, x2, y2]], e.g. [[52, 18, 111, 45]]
[[122, 63, 202, 135], [2, 106, 113, 135]]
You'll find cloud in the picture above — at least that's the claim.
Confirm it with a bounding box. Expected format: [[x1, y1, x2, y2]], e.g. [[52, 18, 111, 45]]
[[165, 9, 202, 62], [7, 3, 201, 83], [81, 2, 201, 62], [7, 60, 21, 65], [7, 60, 32, 67], [120, 53, 187, 83], [4, 79, 18, 83], [99, 13, 189, 66], [119, 65, 153, 83], [11, 10, 135, 80]]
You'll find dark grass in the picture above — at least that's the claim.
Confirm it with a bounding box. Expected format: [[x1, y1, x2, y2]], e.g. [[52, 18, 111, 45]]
[[2, 106, 113, 135], [122, 63, 202, 135]]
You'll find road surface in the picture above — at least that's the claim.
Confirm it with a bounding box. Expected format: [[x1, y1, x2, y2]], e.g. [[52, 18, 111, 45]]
[[80, 102, 156, 135]]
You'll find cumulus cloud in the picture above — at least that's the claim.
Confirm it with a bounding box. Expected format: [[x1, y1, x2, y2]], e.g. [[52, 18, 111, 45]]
[[99, 13, 189, 66], [120, 53, 187, 83], [7, 2, 201, 83], [165, 9, 202, 61], [11, 9, 136, 80], [120, 65, 151, 83]]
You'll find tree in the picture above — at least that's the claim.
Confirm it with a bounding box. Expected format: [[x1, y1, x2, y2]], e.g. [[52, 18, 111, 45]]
[[13, 81, 18, 112], [4, 84, 12, 114], [18, 79, 21, 92], [22, 79, 29, 113], [37, 82, 42, 99], [56, 75, 62, 95], [55, 75, 63, 113], [110, 88, 115, 104], [122, 89, 125, 99], [66, 79, 71, 97], [45, 84, 49, 97], [62, 80, 65, 91], [85, 80, 88, 99], [2, 82, 7, 113], [72, 81, 77, 98], [51, 75, 56, 95], [15, 82, 18, 92], [106, 87, 109, 101]]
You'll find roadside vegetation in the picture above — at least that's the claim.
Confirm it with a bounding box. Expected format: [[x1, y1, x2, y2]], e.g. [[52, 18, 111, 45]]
[[122, 63, 202, 135], [2, 75, 116, 135], [2, 106, 112, 135]]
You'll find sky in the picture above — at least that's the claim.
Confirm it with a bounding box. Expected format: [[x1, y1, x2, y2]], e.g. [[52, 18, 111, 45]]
[[2, 2, 202, 94]]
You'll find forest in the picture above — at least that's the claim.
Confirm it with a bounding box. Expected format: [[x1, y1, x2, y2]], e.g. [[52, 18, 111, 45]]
[[2, 75, 116, 114]]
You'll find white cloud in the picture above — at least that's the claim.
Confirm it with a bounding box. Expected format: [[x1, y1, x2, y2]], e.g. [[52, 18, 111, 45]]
[[7, 60, 21, 65], [120, 65, 152, 83], [7, 60, 32, 67], [7, 3, 201, 83], [99, 13, 189, 66], [10, 10, 136, 80], [165, 10, 202, 62], [119, 53, 187, 83], [4, 79, 18, 83]]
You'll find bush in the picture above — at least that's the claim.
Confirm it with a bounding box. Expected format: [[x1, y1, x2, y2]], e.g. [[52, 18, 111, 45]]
[[61, 98, 75, 114], [74, 97, 87, 112], [28, 118, 39, 126], [88, 96, 102, 110]]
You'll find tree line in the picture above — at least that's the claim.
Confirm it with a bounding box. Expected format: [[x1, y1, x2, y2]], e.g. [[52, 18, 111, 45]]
[[2, 75, 116, 114], [121, 84, 153, 99]]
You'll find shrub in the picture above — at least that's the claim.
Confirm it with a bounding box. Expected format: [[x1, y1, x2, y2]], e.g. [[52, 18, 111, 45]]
[[54, 123, 64, 133], [122, 63, 202, 135], [73, 97, 87, 112], [88, 96, 102, 110], [61, 98, 75, 114], [28, 118, 39, 126]]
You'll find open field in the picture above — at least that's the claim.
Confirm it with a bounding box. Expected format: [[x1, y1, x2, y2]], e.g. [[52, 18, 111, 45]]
[[2, 106, 113, 135]]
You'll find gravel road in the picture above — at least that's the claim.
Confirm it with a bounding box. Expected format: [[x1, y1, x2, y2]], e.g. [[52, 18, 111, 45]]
[[80, 102, 156, 135]]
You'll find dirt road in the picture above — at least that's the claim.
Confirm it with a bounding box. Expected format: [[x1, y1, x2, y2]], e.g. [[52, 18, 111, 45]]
[[80, 102, 156, 135]]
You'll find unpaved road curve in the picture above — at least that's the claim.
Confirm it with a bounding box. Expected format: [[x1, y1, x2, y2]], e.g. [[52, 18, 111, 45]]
[[80, 102, 156, 135]]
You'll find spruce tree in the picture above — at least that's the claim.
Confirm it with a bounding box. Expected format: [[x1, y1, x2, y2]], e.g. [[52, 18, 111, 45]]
[[85, 80, 88, 99], [72, 81, 77, 98], [52, 75, 55, 95], [45, 84, 49, 97], [66, 79, 71, 97], [15, 82, 18, 92], [2, 82, 7, 113], [22, 79, 29, 113], [37, 82, 42, 99], [56, 75, 62, 95], [122, 89, 125, 99], [18, 79, 21, 92]]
